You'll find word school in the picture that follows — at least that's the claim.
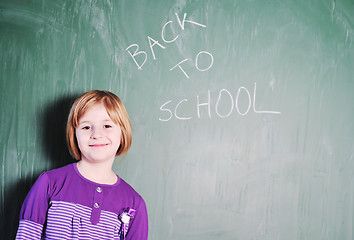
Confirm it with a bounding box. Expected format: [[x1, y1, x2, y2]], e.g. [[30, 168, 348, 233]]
[[159, 83, 281, 121]]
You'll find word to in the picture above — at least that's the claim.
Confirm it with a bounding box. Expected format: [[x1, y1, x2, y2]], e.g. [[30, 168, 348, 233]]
[[126, 13, 213, 79], [159, 83, 281, 121]]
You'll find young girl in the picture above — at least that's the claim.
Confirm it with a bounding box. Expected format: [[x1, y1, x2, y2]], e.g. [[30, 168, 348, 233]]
[[16, 90, 148, 239]]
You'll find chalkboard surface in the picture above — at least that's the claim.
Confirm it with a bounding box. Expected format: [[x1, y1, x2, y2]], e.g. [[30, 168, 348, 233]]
[[1, 0, 354, 239]]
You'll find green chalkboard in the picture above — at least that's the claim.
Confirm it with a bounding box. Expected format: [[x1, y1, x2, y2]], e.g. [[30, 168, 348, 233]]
[[1, 0, 354, 239]]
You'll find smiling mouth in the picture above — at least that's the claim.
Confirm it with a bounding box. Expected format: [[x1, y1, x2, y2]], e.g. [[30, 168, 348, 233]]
[[89, 144, 109, 147]]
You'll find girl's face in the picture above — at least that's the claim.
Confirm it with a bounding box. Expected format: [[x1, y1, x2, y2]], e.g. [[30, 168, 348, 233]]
[[75, 102, 122, 165]]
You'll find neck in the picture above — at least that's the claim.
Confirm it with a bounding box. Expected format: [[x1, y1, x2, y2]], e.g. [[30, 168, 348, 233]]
[[76, 160, 118, 185]]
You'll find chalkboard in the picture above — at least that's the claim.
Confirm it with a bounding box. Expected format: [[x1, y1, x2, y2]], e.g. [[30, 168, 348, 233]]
[[1, 0, 354, 239]]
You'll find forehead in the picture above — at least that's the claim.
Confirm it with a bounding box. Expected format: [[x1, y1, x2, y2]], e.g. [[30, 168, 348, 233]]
[[79, 103, 112, 122]]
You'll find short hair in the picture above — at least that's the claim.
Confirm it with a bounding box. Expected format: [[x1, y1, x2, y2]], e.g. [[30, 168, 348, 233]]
[[66, 90, 132, 160]]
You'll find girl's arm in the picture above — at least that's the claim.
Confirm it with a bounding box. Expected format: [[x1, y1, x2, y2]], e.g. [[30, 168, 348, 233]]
[[125, 197, 149, 240], [15, 172, 50, 239]]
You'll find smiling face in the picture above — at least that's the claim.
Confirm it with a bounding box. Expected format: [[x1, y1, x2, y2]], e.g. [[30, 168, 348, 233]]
[[75, 102, 122, 164]]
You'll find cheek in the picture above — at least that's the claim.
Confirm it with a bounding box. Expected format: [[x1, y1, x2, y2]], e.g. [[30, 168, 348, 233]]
[[75, 130, 86, 146], [114, 130, 123, 145]]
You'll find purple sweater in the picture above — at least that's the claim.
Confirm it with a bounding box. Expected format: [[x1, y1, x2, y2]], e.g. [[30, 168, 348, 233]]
[[16, 163, 148, 239]]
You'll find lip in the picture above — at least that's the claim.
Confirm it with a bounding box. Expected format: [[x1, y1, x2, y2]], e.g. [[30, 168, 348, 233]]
[[89, 143, 109, 147]]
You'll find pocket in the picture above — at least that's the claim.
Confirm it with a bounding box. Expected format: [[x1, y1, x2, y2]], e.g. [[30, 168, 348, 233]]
[[117, 208, 136, 240]]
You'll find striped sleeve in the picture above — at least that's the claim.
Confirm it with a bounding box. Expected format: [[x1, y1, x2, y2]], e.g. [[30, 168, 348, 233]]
[[15, 220, 43, 240], [15, 172, 51, 239]]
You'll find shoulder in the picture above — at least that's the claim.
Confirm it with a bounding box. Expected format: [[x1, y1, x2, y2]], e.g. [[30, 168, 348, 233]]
[[45, 163, 75, 177], [41, 163, 77, 195], [110, 178, 146, 208], [43, 163, 75, 183], [117, 178, 143, 198]]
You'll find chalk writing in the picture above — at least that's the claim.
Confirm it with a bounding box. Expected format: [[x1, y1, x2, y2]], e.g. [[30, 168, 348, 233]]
[[126, 12, 209, 76], [126, 12, 281, 122], [169, 51, 214, 79], [159, 83, 281, 121]]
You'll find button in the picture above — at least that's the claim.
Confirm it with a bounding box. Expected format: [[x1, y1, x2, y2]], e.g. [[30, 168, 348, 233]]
[[96, 187, 102, 193], [94, 203, 100, 208]]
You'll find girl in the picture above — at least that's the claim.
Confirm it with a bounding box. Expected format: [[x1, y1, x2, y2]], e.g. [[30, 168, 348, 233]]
[[16, 90, 148, 239]]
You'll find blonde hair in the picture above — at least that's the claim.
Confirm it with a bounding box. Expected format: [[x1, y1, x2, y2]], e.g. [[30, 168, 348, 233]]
[[66, 90, 132, 160]]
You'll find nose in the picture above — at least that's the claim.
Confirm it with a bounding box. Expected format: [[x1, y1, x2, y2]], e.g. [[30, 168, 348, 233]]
[[90, 127, 103, 139]]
